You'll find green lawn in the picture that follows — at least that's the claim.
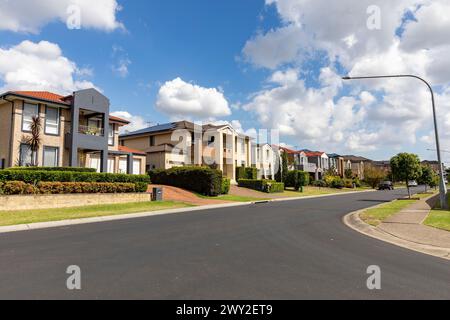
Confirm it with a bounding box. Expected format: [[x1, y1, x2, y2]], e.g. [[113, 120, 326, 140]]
[[0, 201, 193, 227], [360, 191, 437, 227], [360, 199, 417, 226], [424, 194, 450, 231], [197, 194, 270, 202]]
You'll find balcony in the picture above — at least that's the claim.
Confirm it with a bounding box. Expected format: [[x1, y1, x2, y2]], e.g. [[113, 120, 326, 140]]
[[79, 125, 104, 137], [299, 163, 317, 173]]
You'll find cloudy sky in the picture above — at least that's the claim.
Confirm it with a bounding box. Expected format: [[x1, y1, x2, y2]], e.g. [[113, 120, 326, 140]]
[[1, 0, 450, 161]]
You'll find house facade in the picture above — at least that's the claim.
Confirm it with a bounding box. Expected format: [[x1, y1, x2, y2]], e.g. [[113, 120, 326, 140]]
[[254, 144, 279, 179], [304, 151, 329, 180], [119, 121, 252, 182], [342, 155, 372, 180], [327, 153, 345, 177], [0, 89, 146, 174]]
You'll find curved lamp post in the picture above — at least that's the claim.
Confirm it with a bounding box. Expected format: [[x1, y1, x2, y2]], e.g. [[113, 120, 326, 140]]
[[342, 74, 448, 209]]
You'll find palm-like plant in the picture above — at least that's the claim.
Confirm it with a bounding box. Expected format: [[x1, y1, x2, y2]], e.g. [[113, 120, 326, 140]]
[[22, 116, 42, 167]]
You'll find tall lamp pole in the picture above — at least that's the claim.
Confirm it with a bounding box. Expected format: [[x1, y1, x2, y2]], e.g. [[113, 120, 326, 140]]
[[342, 74, 448, 209]]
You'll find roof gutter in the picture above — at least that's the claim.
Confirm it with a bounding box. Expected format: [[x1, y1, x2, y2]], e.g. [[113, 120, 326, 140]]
[[0, 92, 71, 108]]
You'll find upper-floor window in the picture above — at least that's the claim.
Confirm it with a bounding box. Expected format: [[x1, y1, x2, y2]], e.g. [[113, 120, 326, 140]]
[[150, 136, 156, 147], [108, 124, 115, 146], [241, 139, 245, 154], [45, 106, 60, 135], [22, 103, 39, 132]]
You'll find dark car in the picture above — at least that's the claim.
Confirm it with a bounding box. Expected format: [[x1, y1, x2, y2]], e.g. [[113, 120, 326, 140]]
[[378, 181, 394, 190]]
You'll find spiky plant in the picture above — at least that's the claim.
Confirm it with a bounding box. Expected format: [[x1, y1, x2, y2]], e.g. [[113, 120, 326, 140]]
[[22, 116, 42, 167]]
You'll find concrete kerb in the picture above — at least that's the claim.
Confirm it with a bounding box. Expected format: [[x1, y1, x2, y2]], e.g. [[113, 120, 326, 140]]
[[343, 195, 450, 261], [0, 189, 376, 234]]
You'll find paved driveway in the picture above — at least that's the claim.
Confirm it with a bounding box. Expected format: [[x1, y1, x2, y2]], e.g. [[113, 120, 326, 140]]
[[0, 187, 449, 299]]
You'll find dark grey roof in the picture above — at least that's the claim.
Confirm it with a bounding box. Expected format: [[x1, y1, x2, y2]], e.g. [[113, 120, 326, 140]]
[[119, 122, 177, 138]]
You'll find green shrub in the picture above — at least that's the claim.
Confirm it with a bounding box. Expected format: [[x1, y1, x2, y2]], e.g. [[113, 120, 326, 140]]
[[0, 181, 139, 195], [343, 179, 354, 188], [236, 166, 258, 180], [238, 179, 284, 193], [330, 177, 345, 189], [353, 178, 362, 188], [0, 181, 38, 195], [285, 171, 310, 190], [149, 166, 222, 196], [221, 178, 231, 195], [9, 167, 96, 173], [37, 182, 136, 194], [0, 170, 149, 184], [312, 180, 327, 188]]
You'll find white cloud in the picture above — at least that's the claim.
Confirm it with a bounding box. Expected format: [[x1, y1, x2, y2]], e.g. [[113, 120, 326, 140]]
[[110, 111, 148, 134], [0, 0, 123, 33], [240, 0, 450, 156], [0, 40, 96, 94], [112, 58, 131, 78], [156, 77, 232, 120]]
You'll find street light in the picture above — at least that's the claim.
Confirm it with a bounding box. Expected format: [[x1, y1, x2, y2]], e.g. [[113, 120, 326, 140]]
[[343, 74, 448, 209]]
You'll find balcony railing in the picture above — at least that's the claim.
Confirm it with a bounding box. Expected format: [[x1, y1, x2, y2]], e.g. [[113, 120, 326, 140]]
[[79, 125, 104, 137]]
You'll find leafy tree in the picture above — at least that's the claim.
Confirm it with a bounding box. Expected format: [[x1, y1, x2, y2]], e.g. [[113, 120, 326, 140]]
[[418, 165, 436, 192], [275, 152, 289, 184], [390, 153, 422, 198], [364, 165, 386, 189], [344, 168, 353, 179]]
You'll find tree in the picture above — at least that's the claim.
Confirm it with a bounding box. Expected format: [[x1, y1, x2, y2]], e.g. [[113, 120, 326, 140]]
[[418, 165, 435, 192], [390, 153, 422, 198], [275, 152, 288, 184], [364, 165, 386, 189], [344, 168, 353, 179], [21, 116, 42, 167]]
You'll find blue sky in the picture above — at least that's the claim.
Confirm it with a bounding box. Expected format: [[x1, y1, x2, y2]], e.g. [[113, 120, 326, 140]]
[[1, 0, 450, 162]]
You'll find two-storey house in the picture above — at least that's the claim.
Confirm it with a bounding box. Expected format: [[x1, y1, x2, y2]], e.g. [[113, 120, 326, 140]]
[[119, 121, 252, 182], [0, 89, 146, 174]]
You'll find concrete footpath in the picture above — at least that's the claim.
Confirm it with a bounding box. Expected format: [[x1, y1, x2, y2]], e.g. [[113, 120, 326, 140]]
[[344, 194, 450, 260]]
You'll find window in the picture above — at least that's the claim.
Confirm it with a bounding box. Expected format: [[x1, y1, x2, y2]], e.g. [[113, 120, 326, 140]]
[[45, 106, 60, 135], [108, 158, 115, 173], [208, 136, 215, 145], [22, 103, 39, 132], [150, 136, 156, 147], [241, 139, 245, 154], [108, 124, 115, 146], [19, 144, 35, 166], [43, 147, 59, 167]]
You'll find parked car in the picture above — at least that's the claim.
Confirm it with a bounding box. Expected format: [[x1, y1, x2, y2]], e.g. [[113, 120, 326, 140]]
[[408, 180, 418, 187], [378, 181, 394, 190]]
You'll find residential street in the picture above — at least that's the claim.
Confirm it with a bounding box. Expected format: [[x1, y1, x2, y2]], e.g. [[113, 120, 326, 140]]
[[0, 188, 449, 299]]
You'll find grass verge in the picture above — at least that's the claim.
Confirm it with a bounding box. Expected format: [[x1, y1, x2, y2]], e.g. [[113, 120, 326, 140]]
[[0, 201, 193, 227], [360, 191, 437, 227], [197, 194, 270, 202], [424, 194, 450, 232]]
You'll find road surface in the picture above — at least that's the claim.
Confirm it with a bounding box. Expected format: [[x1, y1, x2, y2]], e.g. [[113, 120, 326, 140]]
[[0, 187, 449, 299]]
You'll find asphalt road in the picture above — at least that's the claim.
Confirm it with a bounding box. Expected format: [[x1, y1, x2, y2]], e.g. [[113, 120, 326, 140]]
[[0, 187, 449, 299]]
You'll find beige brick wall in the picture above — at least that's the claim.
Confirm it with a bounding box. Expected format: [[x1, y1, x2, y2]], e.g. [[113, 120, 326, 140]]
[[10, 100, 71, 167], [0, 193, 152, 211], [0, 100, 13, 167]]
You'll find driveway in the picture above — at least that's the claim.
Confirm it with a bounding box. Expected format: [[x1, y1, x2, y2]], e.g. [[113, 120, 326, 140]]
[[0, 187, 449, 299]]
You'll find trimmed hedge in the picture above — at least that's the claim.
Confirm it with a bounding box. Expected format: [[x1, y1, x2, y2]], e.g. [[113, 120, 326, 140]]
[[0, 181, 138, 195], [285, 170, 310, 191], [221, 178, 231, 195], [235, 166, 258, 180], [0, 170, 150, 184], [238, 179, 285, 193], [149, 166, 223, 196], [8, 167, 96, 173]]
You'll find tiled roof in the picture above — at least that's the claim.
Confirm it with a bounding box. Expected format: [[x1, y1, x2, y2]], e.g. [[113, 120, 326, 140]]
[[11, 91, 71, 105], [305, 151, 325, 157], [109, 115, 130, 124], [118, 146, 146, 155]]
